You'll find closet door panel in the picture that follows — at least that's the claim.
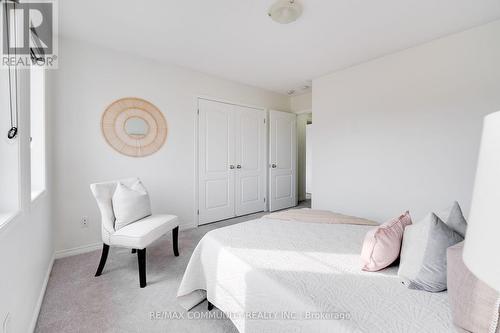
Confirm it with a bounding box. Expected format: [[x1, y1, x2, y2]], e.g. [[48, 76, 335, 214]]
[[235, 106, 266, 216], [198, 99, 236, 225]]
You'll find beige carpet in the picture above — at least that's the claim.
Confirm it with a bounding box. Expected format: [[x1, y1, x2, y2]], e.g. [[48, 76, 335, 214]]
[[36, 201, 310, 333]]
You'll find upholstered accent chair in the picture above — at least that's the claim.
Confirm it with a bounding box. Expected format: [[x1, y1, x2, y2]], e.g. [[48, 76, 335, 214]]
[[90, 178, 179, 288]]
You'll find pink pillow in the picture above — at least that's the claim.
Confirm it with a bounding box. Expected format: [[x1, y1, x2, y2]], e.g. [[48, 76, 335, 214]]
[[360, 211, 412, 272]]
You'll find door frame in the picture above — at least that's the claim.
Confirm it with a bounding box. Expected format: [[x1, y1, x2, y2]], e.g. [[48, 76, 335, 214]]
[[194, 96, 269, 227]]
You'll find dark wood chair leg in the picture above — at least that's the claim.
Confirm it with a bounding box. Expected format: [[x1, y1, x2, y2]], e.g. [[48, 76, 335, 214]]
[[131, 249, 136, 254], [95, 244, 110, 277], [137, 248, 147, 288], [172, 226, 179, 257], [207, 301, 214, 311]]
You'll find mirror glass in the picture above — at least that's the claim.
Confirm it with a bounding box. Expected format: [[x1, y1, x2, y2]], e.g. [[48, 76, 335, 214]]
[[124, 117, 149, 137]]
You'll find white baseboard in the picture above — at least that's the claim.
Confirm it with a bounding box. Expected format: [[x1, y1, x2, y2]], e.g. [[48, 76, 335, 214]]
[[55, 242, 102, 259], [29, 254, 54, 333]]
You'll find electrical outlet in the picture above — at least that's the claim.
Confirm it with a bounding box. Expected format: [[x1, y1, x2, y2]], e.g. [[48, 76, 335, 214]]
[[81, 216, 89, 228], [3, 312, 11, 333]]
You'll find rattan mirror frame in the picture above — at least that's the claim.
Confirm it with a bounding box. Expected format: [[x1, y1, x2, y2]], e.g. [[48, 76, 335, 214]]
[[101, 97, 167, 157]]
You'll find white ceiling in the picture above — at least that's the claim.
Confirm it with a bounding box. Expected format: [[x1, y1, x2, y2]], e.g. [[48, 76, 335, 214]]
[[60, 0, 500, 94]]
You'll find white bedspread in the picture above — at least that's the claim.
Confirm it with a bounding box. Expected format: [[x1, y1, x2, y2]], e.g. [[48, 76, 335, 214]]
[[177, 218, 453, 333]]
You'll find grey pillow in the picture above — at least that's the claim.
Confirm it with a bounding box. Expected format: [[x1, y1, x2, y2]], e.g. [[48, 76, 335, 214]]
[[398, 213, 464, 292], [436, 201, 467, 238]]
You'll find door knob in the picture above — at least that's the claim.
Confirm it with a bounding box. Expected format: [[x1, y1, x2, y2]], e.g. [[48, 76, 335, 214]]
[[271, 164, 277, 168], [236, 165, 242, 169], [230, 165, 235, 169]]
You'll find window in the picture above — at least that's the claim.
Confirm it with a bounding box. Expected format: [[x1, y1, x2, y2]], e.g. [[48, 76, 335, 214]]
[[30, 67, 46, 200], [0, 69, 20, 222]]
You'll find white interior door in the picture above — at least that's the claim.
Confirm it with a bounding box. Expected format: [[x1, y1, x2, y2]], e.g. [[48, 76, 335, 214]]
[[198, 99, 236, 225], [269, 110, 297, 212], [235, 106, 266, 216]]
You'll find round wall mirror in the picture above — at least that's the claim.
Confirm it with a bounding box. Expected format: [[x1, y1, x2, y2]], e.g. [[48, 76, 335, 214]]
[[101, 98, 168, 157], [124, 116, 149, 138]]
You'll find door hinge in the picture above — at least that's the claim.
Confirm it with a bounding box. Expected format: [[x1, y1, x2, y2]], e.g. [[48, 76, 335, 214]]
[[197, 109, 200, 115], [264, 198, 266, 202], [264, 118, 266, 124], [197, 209, 199, 215]]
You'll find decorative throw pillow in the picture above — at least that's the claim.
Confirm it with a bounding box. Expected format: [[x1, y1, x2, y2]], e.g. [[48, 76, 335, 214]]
[[436, 201, 467, 238], [112, 180, 152, 230], [360, 211, 412, 272], [447, 242, 500, 333], [398, 213, 463, 292]]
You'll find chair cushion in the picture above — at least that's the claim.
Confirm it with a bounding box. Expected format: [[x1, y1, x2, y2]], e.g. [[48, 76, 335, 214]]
[[112, 180, 152, 230], [110, 214, 179, 249]]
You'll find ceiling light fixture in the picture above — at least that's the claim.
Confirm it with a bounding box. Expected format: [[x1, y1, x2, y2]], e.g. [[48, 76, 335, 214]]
[[268, 0, 302, 24]]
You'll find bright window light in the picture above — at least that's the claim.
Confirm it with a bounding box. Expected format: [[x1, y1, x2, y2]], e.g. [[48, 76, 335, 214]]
[[0, 68, 20, 223], [30, 66, 46, 200]]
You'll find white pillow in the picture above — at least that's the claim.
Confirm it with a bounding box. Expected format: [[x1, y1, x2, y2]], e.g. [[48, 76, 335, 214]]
[[112, 180, 152, 230]]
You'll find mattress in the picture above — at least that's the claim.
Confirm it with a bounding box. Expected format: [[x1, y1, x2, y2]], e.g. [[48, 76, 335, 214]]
[[177, 218, 453, 333]]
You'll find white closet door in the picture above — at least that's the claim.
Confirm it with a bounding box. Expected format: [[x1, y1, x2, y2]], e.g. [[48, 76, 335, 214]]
[[198, 99, 236, 225], [234, 106, 266, 216], [269, 110, 297, 212]]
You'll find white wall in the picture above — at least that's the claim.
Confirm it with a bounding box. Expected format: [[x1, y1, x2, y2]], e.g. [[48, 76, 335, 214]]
[[313, 20, 500, 222], [0, 70, 54, 333], [52, 37, 290, 253], [0, 200, 53, 333], [290, 92, 312, 113]]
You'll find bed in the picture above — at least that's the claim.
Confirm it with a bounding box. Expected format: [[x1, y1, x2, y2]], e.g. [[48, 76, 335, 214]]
[[177, 215, 453, 333]]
